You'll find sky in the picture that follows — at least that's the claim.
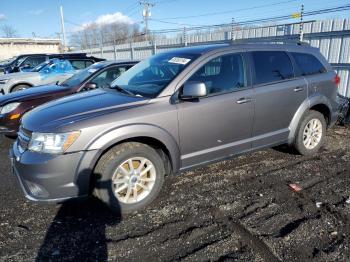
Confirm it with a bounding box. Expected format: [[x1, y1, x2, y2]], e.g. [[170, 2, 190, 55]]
[[0, 0, 350, 39]]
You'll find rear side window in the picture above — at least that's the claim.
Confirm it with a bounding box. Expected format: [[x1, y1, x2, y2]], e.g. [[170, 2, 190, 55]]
[[85, 61, 94, 67], [71, 60, 88, 70], [291, 52, 327, 76], [252, 51, 294, 85]]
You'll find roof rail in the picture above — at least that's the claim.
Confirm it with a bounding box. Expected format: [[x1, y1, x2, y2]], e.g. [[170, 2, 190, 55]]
[[230, 39, 310, 46]]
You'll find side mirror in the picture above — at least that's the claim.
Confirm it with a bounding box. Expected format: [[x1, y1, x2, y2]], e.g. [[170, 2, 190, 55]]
[[180, 81, 207, 100], [84, 83, 97, 90]]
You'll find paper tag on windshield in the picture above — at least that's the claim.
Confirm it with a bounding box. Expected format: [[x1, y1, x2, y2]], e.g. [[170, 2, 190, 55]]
[[168, 57, 191, 65]]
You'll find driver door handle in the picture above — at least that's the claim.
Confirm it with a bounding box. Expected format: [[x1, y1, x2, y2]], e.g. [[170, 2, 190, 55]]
[[236, 97, 252, 104]]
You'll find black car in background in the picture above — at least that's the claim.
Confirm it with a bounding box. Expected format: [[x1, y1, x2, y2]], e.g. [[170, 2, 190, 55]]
[[0, 53, 105, 74]]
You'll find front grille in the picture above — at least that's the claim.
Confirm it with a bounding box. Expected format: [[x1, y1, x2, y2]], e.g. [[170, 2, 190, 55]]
[[17, 126, 32, 151]]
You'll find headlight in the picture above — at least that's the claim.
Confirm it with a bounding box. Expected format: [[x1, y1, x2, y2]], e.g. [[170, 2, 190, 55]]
[[28, 131, 80, 154], [0, 79, 10, 84], [1, 102, 20, 114]]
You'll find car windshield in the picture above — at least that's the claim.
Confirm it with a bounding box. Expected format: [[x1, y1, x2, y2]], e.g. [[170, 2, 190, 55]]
[[60, 63, 105, 87], [110, 52, 199, 98]]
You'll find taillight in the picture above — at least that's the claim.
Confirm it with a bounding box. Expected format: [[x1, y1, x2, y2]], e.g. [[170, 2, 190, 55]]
[[334, 74, 341, 87]]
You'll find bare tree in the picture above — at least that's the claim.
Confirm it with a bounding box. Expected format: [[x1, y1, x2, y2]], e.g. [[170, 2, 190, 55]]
[[69, 21, 145, 50], [1, 24, 18, 38]]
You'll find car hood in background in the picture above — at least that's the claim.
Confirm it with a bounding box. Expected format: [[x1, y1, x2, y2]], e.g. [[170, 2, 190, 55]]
[[22, 88, 149, 132], [0, 85, 72, 105]]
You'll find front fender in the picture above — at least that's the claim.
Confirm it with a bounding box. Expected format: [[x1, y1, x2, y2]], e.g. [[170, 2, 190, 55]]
[[288, 94, 332, 144], [85, 124, 181, 173]]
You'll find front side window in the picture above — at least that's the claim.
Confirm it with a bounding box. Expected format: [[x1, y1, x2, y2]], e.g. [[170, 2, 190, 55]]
[[252, 51, 294, 85], [291, 52, 327, 76], [187, 53, 246, 95], [91, 66, 129, 88], [111, 52, 199, 98]]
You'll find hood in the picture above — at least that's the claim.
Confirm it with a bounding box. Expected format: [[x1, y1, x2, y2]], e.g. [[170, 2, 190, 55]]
[[0, 71, 38, 80], [0, 85, 72, 105], [22, 88, 149, 132]]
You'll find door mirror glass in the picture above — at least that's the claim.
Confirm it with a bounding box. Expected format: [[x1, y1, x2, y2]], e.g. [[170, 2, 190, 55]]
[[181, 81, 207, 100], [84, 83, 97, 90]]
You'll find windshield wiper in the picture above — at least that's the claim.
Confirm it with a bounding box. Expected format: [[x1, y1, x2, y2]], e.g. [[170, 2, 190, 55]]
[[111, 84, 136, 96]]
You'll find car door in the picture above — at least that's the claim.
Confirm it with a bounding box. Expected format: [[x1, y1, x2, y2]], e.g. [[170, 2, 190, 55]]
[[177, 52, 254, 168], [250, 50, 308, 148]]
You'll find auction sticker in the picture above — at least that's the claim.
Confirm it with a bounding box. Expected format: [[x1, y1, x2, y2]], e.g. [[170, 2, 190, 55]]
[[168, 57, 191, 65]]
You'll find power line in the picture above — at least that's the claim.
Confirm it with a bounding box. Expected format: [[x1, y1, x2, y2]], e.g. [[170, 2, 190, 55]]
[[150, 3, 350, 34], [154, 0, 298, 20]]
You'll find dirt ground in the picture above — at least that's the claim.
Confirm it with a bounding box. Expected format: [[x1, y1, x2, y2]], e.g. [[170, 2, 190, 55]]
[[0, 126, 350, 261]]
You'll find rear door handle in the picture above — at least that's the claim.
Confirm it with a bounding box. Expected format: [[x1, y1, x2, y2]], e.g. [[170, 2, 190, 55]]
[[236, 97, 252, 104], [294, 87, 304, 92]]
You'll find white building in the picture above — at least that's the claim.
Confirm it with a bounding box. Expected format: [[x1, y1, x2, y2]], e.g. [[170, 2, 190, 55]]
[[0, 38, 61, 60]]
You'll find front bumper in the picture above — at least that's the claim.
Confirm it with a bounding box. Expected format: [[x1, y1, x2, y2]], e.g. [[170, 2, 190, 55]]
[[11, 141, 98, 203]]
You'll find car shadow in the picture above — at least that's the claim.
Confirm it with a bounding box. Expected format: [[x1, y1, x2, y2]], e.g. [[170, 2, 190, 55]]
[[272, 144, 300, 155], [36, 171, 121, 261]]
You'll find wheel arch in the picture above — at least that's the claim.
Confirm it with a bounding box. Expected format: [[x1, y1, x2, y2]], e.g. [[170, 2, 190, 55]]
[[10, 82, 33, 92], [288, 94, 332, 144], [85, 124, 181, 176]]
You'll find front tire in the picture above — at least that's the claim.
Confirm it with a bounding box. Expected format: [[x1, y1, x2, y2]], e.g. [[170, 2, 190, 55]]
[[94, 142, 165, 214], [293, 110, 326, 156]]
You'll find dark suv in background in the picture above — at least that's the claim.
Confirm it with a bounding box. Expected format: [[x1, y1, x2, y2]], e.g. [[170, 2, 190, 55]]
[[0, 60, 138, 136], [0, 53, 104, 74], [11, 43, 339, 214]]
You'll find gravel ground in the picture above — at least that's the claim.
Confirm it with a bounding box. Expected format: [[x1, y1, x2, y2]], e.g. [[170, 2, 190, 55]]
[[0, 126, 350, 261]]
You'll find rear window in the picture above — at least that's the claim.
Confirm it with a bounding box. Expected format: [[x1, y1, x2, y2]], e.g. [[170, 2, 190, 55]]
[[291, 52, 327, 76], [252, 51, 294, 85]]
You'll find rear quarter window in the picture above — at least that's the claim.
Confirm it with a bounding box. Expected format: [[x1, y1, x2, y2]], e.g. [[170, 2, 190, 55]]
[[252, 51, 294, 85], [291, 52, 327, 76]]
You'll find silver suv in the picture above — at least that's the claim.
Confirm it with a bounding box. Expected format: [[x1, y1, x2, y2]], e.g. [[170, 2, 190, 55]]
[[10, 43, 340, 214]]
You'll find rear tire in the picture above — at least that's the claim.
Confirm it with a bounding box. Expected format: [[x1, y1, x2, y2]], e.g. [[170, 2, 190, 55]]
[[293, 110, 326, 156], [11, 84, 30, 93], [93, 142, 165, 215]]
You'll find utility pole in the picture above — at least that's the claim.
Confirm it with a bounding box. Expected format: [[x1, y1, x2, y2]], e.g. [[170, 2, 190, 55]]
[[231, 18, 236, 41], [140, 1, 155, 41], [60, 5, 67, 52], [299, 4, 304, 43]]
